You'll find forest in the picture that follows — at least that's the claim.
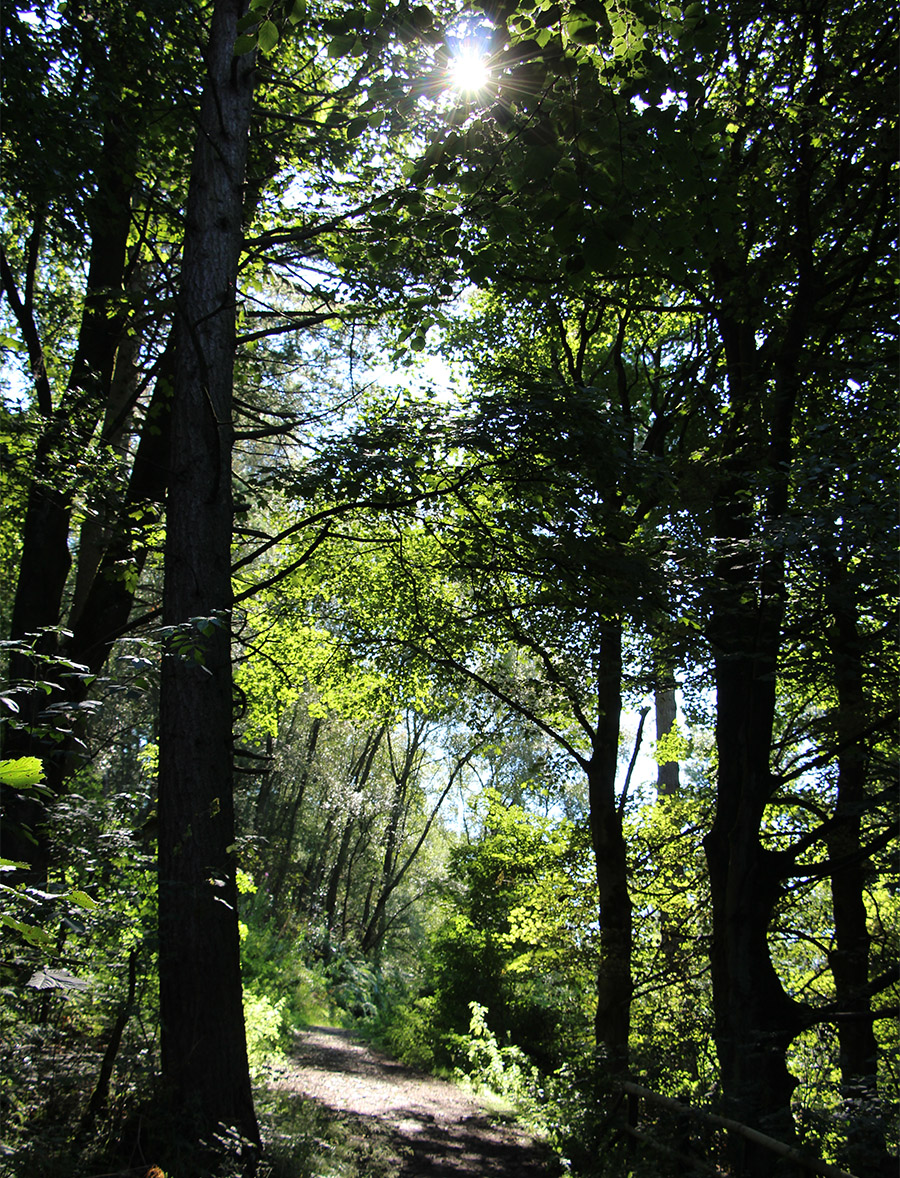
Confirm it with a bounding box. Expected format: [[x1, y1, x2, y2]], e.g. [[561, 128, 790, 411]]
[[0, 0, 896, 1175]]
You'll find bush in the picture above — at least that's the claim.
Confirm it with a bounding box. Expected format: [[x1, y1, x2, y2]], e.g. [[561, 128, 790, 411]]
[[449, 1001, 541, 1111], [239, 916, 334, 1028], [325, 951, 380, 1021], [243, 987, 288, 1078], [375, 993, 441, 1071]]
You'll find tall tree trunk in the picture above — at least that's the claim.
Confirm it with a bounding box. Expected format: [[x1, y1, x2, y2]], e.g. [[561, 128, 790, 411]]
[[704, 560, 807, 1178], [587, 620, 632, 1072], [297, 814, 336, 916], [700, 254, 821, 1170], [704, 636, 805, 1159], [67, 352, 173, 670], [654, 678, 679, 796], [1, 100, 137, 876], [359, 719, 423, 955], [825, 569, 887, 1171], [157, 0, 258, 1160], [269, 717, 322, 917], [323, 818, 355, 949]]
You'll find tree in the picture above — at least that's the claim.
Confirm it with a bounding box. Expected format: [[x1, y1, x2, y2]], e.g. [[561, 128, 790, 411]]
[[690, 7, 896, 1163], [0, 0, 195, 873], [402, 2, 897, 1161], [428, 789, 598, 1071], [2, 1, 895, 1172], [290, 384, 658, 1072], [772, 365, 899, 1170], [155, 0, 257, 1158]]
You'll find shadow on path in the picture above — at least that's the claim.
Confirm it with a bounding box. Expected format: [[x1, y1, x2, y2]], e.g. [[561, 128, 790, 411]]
[[274, 1026, 558, 1177]]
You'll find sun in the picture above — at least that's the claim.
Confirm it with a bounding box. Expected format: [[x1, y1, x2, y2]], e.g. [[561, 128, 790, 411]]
[[450, 46, 490, 94]]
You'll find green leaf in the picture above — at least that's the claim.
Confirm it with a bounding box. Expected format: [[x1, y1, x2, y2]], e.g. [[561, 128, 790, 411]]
[[234, 32, 258, 55], [68, 889, 99, 911], [346, 115, 370, 138], [0, 914, 55, 948], [258, 19, 279, 53], [654, 723, 690, 766], [0, 757, 45, 789], [327, 34, 357, 57], [568, 18, 598, 44]]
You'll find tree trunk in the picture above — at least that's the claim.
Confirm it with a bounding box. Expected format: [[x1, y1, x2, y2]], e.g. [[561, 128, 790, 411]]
[[704, 513, 805, 1173], [704, 524, 808, 1176], [324, 818, 355, 947], [157, 0, 258, 1160], [654, 679, 679, 796], [359, 721, 421, 954], [67, 353, 172, 670], [587, 620, 632, 1072], [825, 570, 887, 1171], [1, 103, 136, 875], [297, 814, 335, 915], [701, 287, 813, 1173], [704, 639, 806, 1157], [269, 717, 321, 918]]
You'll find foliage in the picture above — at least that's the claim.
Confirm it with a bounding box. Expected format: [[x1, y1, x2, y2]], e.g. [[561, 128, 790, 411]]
[[382, 791, 596, 1077], [449, 1000, 542, 1110], [239, 913, 337, 1029], [370, 990, 442, 1071], [243, 987, 289, 1079], [626, 787, 717, 1093]]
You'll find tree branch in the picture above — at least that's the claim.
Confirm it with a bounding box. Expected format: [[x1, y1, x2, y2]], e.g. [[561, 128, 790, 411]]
[[618, 705, 650, 816], [0, 243, 53, 417], [787, 825, 896, 881]]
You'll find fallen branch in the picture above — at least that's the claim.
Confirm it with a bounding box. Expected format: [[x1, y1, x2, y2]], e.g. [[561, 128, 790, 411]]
[[622, 1122, 725, 1177], [621, 1081, 860, 1178]]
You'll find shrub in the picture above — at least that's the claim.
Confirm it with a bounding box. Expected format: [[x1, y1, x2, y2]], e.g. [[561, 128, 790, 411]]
[[243, 987, 288, 1077], [450, 1001, 541, 1112]]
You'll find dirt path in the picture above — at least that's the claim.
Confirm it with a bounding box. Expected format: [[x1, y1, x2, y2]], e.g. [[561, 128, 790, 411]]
[[271, 1025, 558, 1177]]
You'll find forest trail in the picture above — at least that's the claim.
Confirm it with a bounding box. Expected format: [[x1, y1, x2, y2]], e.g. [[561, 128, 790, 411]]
[[271, 1026, 558, 1176]]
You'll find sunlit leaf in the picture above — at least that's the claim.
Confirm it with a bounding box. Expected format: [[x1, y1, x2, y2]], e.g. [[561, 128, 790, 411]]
[[68, 889, 99, 911], [0, 757, 45, 789], [258, 19, 279, 54], [26, 967, 90, 991]]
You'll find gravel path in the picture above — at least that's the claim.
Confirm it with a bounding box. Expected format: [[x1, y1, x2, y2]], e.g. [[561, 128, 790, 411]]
[[272, 1025, 558, 1177]]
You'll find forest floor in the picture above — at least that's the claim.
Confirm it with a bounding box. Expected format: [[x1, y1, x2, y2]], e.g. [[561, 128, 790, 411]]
[[265, 1025, 560, 1177]]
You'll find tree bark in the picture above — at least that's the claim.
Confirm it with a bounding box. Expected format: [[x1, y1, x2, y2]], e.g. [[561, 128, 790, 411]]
[[157, 0, 258, 1159], [704, 636, 806, 1151], [587, 620, 632, 1072], [824, 569, 887, 1171], [703, 306, 807, 1174], [1, 98, 137, 875], [654, 679, 679, 796]]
